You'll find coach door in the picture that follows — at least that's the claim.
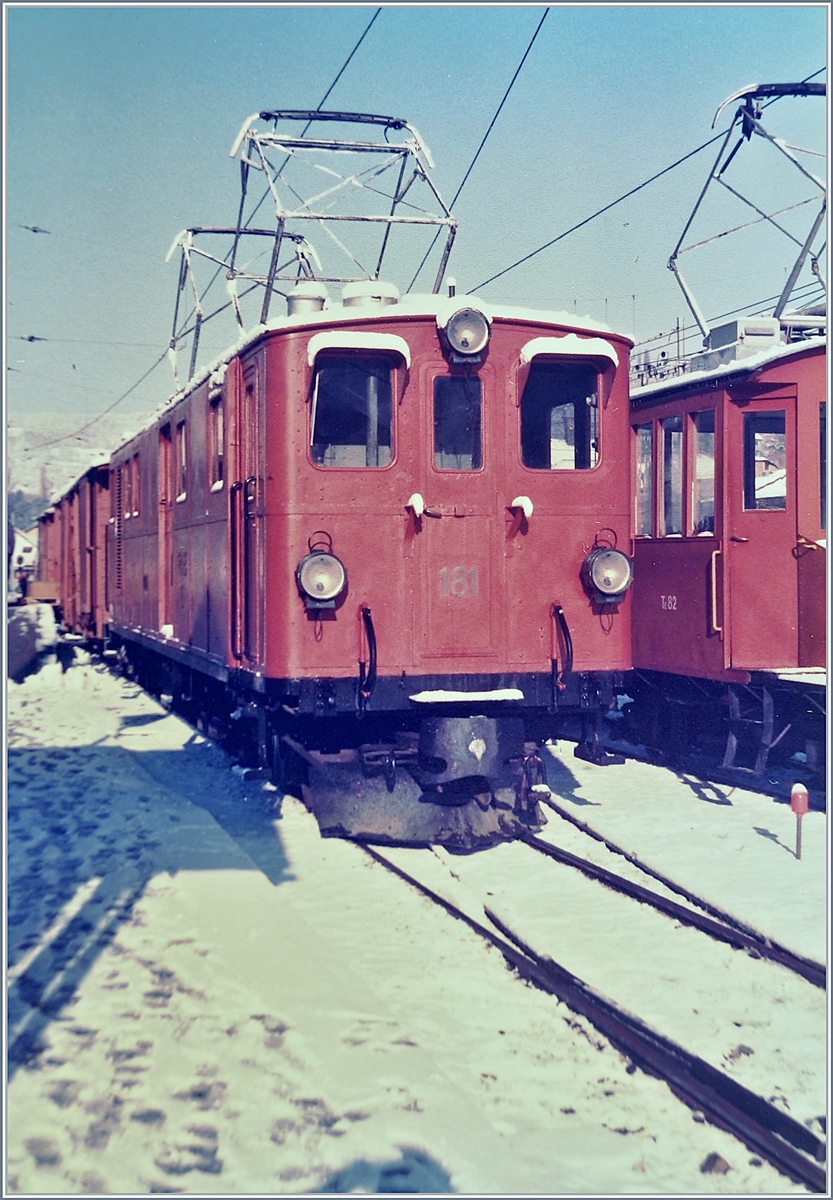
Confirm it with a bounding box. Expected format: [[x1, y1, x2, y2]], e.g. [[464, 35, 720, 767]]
[[229, 359, 262, 665], [412, 367, 500, 666], [158, 425, 173, 630], [725, 394, 798, 668]]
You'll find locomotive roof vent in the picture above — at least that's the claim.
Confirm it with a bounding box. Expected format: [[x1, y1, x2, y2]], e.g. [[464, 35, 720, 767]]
[[342, 280, 400, 309], [287, 281, 330, 315], [691, 317, 783, 372]]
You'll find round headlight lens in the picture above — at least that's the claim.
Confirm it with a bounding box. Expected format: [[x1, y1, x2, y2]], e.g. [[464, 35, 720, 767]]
[[586, 548, 633, 596], [297, 552, 347, 602], [445, 307, 490, 356]]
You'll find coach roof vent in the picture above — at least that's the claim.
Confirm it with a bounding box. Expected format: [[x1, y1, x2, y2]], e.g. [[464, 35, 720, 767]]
[[342, 280, 400, 309], [690, 317, 782, 372]]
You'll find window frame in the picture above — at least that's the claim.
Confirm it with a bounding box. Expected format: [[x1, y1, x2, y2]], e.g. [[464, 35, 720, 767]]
[[132, 452, 140, 517], [432, 371, 484, 472], [209, 391, 225, 491], [516, 357, 604, 473], [175, 418, 187, 501], [308, 351, 401, 470], [633, 422, 654, 537], [742, 409, 787, 512], [688, 409, 715, 537], [659, 414, 684, 536]]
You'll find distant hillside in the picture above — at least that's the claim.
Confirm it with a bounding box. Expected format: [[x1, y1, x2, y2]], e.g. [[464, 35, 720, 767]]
[[6, 411, 150, 502]]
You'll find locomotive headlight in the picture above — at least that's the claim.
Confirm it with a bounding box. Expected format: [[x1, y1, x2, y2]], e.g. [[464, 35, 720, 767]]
[[296, 552, 347, 608], [444, 306, 491, 356], [581, 547, 633, 603]]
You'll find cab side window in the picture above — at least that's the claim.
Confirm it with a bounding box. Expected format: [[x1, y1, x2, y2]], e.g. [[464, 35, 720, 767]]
[[434, 376, 482, 470], [520, 362, 598, 470], [311, 355, 393, 468]]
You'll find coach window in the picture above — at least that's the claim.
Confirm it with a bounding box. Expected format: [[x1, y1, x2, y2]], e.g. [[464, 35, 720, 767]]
[[132, 453, 140, 516], [123, 459, 132, 520], [176, 420, 187, 500], [820, 402, 826, 530], [743, 411, 786, 511], [690, 410, 715, 534], [311, 355, 393, 467], [634, 423, 653, 536], [209, 394, 224, 488], [520, 362, 598, 470], [660, 415, 683, 535], [434, 375, 482, 470]]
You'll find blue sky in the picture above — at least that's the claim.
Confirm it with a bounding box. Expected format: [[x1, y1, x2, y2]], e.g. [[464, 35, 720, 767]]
[[5, 4, 827, 429]]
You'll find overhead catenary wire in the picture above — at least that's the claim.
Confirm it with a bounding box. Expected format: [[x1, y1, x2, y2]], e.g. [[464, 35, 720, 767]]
[[407, 7, 550, 293], [177, 7, 384, 340], [20, 11, 383, 453], [22, 351, 170, 452], [475, 65, 826, 293]]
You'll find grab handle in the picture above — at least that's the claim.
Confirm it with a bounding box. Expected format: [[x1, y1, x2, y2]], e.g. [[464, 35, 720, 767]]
[[358, 606, 377, 712], [709, 549, 723, 636], [550, 604, 574, 708], [229, 481, 243, 660]]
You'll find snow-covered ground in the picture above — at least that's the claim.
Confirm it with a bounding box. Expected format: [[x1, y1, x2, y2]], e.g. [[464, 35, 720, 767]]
[[6, 654, 828, 1194]]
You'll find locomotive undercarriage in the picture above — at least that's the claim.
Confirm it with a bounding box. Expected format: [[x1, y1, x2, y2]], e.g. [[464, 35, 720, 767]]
[[108, 630, 625, 848]]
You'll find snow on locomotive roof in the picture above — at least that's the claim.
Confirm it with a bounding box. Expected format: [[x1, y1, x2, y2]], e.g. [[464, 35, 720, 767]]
[[631, 334, 826, 403], [175, 293, 627, 400]]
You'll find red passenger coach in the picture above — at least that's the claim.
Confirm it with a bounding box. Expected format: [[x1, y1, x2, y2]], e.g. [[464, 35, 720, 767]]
[[626, 82, 826, 782], [629, 328, 826, 776], [99, 110, 636, 847]]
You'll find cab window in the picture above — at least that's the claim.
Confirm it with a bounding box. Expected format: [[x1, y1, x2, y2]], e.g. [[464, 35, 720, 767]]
[[434, 376, 482, 470], [311, 356, 393, 468], [520, 362, 598, 470]]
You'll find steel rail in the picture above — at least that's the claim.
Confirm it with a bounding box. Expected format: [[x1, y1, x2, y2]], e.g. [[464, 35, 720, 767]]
[[362, 844, 826, 1193], [539, 795, 825, 987], [521, 831, 825, 990]]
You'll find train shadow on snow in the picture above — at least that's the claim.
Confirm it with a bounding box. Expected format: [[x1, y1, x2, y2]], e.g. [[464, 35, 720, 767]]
[[7, 728, 293, 1080], [541, 747, 601, 806]]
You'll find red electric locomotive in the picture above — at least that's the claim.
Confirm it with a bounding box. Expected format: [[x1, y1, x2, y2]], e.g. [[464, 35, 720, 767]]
[[57, 111, 637, 847], [627, 84, 827, 783]]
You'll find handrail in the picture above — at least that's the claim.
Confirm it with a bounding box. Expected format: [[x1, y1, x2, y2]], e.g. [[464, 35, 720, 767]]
[[229, 481, 243, 660], [358, 606, 377, 712], [551, 604, 574, 706], [709, 548, 723, 636], [243, 477, 256, 661]]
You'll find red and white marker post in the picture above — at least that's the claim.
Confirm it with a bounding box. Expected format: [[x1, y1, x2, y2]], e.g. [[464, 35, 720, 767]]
[[791, 783, 809, 860]]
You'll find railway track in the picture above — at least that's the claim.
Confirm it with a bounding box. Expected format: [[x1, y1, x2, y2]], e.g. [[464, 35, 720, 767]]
[[362, 844, 827, 1193], [523, 817, 826, 990]]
